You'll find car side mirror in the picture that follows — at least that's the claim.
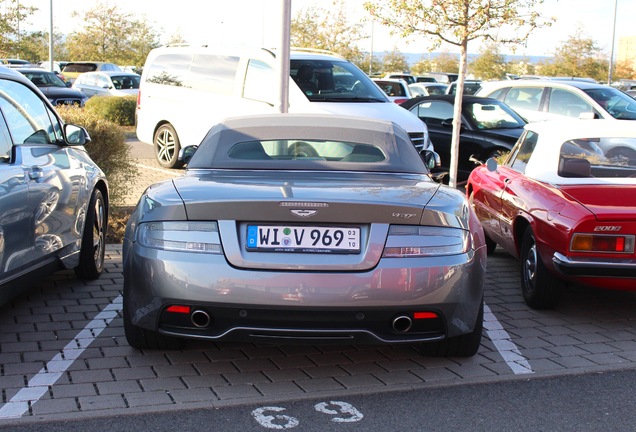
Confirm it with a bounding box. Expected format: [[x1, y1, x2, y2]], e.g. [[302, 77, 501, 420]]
[[486, 157, 498, 172], [65, 124, 91, 145], [179, 145, 198, 165], [420, 149, 441, 170]]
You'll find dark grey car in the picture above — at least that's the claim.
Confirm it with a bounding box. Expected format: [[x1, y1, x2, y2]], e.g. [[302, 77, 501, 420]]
[[122, 114, 487, 357], [17, 68, 88, 107], [0, 66, 109, 305]]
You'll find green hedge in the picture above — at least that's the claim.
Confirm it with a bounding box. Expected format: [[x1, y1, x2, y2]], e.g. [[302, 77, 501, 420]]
[[84, 95, 137, 127], [57, 106, 139, 206]]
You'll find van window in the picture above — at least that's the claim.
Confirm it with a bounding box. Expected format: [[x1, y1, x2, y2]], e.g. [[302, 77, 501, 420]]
[[243, 59, 274, 103], [186, 54, 239, 94], [146, 53, 192, 87]]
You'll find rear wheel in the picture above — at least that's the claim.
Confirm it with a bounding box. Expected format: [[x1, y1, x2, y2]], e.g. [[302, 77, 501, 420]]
[[520, 226, 563, 309], [75, 189, 106, 279], [419, 300, 483, 357], [154, 123, 183, 169]]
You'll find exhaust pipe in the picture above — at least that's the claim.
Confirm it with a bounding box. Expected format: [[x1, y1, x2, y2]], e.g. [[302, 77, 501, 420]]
[[392, 315, 412, 333], [191, 309, 211, 328]]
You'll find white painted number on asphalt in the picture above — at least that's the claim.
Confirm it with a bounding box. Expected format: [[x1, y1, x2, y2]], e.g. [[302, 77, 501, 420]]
[[314, 401, 364, 423], [252, 407, 300, 429], [252, 402, 363, 428]]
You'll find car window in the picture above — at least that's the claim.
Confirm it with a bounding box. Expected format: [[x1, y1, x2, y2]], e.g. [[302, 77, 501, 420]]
[[97, 75, 110, 88], [289, 59, 386, 102], [375, 81, 406, 97], [509, 130, 538, 173], [226, 140, 385, 162], [559, 137, 636, 178], [409, 100, 454, 125], [0, 115, 12, 161], [465, 101, 525, 129], [0, 79, 61, 144], [584, 87, 636, 120], [503, 87, 543, 112], [547, 89, 592, 118], [64, 63, 98, 73], [243, 59, 274, 103]]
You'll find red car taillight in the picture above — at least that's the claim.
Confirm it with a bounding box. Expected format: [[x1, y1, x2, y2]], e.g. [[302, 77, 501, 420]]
[[570, 233, 635, 253], [394, 98, 408, 105]]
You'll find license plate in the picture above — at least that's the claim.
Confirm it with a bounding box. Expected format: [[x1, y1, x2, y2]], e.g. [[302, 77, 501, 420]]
[[246, 225, 360, 253]]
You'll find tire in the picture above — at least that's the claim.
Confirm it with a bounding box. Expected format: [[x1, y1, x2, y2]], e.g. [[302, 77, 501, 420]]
[[485, 234, 497, 254], [74, 189, 106, 280], [154, 123, 183, 169], [419, 300, 483, 357], [519, 226, 563, 309], [122, 285, 186, 350]]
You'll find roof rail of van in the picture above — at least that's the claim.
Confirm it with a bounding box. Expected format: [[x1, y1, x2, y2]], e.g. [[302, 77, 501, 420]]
[[289, 47, 345, 59]]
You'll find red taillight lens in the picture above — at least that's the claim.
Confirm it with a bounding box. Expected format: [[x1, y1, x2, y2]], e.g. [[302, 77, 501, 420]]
[[414, 312, 438, 319], [166, 305, 191, 314], [571, 234, 635, 253], [394, 98, 408, 105]]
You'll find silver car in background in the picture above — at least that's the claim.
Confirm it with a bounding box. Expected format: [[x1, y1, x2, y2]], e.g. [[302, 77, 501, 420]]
[[122, 114, 486, 356], [0, 66, 109, 305]]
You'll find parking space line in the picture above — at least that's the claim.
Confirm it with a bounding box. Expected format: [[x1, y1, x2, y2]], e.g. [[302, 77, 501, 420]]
[[484, 304, 534, 375], [0, 296, 123, 419]]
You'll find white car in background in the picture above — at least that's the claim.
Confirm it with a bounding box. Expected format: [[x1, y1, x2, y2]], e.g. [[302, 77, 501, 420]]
[[372, 78, 413, 105], [477, 79, 636, 122], [408, 82, 448, 97], [72, 71, 140, 98]]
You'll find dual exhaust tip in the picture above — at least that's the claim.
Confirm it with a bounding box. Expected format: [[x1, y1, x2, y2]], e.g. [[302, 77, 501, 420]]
[[191, 309, 211, 328], [190, 310, 417, 333], [392, 315, 413, 333]]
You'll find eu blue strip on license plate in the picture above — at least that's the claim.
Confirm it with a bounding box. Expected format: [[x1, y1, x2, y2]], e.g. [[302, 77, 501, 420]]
[[246, 225, 360, 253]]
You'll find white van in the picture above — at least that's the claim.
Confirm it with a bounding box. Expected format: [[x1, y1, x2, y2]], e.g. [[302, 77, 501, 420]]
[[136, 45, 431, 168]]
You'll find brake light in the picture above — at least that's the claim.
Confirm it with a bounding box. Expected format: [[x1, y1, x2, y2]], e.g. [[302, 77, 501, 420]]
[[414, 312, 438, 319], [394, 98, 408, 105], [166, 305, 191, 314], [570, 233, 635, 253], [136, 89, 141, 109]]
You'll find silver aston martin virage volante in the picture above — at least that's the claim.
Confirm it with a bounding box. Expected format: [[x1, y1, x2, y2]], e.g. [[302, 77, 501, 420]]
[[122, 114, 487, 357]]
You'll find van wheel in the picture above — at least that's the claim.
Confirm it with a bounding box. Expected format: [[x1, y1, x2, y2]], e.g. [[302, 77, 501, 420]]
[[154, 123, 183, 169]]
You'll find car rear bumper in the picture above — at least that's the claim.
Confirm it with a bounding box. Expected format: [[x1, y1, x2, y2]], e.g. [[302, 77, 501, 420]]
[[123, 244, 485, 343], [553, 252, 636, 278]]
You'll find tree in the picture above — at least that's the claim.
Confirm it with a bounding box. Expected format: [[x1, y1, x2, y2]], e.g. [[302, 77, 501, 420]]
[[291, 0, 366, 63], [538, 27, 607, 82], [381, 47, 409, 74], [432, 51, 459, 73], [614, 60, 636, 81], [0, 0, 38, 60], [66, 1, 160, 68], [470, 42, 506, 80], [356, 53, 383, 76], [364, 0, 553, 188], [411, 56, 433, 75]]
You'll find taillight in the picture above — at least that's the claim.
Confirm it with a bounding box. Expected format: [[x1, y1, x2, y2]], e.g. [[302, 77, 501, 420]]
[[136, 89, 141, 109], [570, 233, 635, 253], [394, 98, 408, 105]]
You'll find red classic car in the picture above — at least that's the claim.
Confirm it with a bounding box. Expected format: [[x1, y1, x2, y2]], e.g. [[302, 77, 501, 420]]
[[467, 120, 636, 309]]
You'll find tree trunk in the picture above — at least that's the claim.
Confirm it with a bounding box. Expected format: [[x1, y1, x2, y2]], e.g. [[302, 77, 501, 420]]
[[448, 40, 469, 190]]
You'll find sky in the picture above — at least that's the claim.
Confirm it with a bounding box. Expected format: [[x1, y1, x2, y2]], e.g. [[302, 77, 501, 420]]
[[19, 0, 632, 59]]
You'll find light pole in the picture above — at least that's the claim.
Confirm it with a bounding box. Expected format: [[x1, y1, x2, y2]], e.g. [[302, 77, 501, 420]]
[[608, 0, 618, 85], [49, 0, 54, 72]]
